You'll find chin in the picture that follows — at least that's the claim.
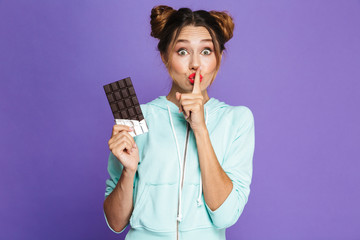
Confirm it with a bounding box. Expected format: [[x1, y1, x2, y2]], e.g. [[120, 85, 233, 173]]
[[180, 86, 193, 93]]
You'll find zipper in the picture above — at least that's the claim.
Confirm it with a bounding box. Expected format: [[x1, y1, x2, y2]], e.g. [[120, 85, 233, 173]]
[[177, 122, 190, 240]]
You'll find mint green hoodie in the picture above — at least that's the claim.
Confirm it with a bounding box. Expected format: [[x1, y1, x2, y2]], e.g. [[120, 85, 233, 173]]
[[104, 96, 255, 240]]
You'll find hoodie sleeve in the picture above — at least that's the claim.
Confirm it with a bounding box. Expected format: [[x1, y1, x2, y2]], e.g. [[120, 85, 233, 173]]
[[205, 106, 255, 229], [103, 152, 128, 234], [104, 152, 123, 199]]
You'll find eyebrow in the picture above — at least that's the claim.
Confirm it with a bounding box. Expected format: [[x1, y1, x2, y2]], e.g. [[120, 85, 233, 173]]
[[175, 39, 213, 43]]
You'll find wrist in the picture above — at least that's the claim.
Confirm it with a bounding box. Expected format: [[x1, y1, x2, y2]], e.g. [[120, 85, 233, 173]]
[[193, 125, 209, 139], [123, 167, 137, 177]]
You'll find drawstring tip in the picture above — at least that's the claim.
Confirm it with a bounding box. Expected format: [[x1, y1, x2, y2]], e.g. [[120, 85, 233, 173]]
[[197, 199, 203, 206], [177, 215, 183, 222]]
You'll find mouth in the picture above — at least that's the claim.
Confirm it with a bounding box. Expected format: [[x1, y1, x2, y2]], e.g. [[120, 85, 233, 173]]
[[188, 73, 203, 84]]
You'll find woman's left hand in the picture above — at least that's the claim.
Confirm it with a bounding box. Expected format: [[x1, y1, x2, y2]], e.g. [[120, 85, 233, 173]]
[[176, 67, 206, 133]]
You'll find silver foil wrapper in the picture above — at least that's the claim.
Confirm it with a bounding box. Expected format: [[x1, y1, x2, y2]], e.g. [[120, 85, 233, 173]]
[[115, 119, 149, 137]]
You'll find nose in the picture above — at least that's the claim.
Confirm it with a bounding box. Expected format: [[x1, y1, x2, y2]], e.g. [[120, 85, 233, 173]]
[[189, 53, 200, 71]]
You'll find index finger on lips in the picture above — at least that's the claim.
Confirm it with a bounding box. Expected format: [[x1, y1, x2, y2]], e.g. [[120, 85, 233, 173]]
[[192, 66, 201, 94]]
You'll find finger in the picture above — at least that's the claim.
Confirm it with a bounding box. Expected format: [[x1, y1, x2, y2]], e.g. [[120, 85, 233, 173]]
[[183, 103, 202, 120], [116, 131, 135, 147], [110, 137, 133, 154], [192, 66, 202, 94], [124, 132, 136, 147], [182, 105, 191, 119], [109, 131, 135, 147], [176, 92, 181, 101], [112, 124, 133, 136], [178, 98, 203, 106], [178, 92, 203, 99], [183, 103, 201, 113], [113, 142, 132, 155], [108, 131, 124, 146], [112, 124, 133, 137], [176, 92, 185, 113], [180, 98, 202, 116], [119, 138, 134, 152], [183, 110, 190, 119], [177, 93, 203, 111], [119, 140, 134, 154], [109, 135, 129, 150]]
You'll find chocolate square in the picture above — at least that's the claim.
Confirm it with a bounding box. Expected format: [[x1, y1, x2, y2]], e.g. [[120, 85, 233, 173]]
[[103, 77, 144, 121]]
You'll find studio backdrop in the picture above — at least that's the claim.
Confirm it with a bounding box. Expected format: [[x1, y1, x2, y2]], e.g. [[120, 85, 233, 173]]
[[0, 0, 359, 239]]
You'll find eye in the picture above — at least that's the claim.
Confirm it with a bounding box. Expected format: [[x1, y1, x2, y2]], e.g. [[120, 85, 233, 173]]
[[201, 48, 212, 55], [177, 48, 188, 56]]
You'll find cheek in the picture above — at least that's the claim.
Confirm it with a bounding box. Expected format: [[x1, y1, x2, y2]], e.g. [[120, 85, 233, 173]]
[[170, 56, 188, 74], [202, 56, 217, 73]]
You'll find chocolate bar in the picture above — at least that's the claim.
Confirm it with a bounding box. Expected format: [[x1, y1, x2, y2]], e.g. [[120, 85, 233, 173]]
[[103, 77, 148, 136]]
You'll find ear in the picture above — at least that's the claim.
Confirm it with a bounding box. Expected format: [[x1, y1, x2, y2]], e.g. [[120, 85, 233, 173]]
[[160, 52, 166, 64]]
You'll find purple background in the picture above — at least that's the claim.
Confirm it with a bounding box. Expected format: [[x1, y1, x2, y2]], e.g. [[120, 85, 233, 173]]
[[1, 1, 359, 239]]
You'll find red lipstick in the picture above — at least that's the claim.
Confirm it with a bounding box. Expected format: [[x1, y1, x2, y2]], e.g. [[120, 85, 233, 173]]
[[188, 73, 203, 84]]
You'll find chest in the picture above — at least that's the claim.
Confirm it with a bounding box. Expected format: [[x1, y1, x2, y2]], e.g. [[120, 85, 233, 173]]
[[136, 115, 231, 185]]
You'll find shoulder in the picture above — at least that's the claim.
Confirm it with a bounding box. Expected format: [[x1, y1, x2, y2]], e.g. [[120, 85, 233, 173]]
[[139, 96, 172, 119], [224, 104, 253, 118], [220, 105, 255, 148], [231, 106, 254, 126], [224, 106, 254, 137], [139, 103, 149, 118], [139, 101, 155, 119], [210, 98, 254, 128]]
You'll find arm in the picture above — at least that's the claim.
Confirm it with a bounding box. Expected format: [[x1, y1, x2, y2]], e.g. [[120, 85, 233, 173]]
[[103, 168, 135, 233], [103, 124, 139, 233], [194, 107, 255, 229], [194, 128, 233, 211], [175, 67, 255, 228]]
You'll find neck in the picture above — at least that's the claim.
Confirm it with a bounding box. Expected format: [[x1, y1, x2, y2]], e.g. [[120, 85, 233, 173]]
[[166, 83, 210, 108]]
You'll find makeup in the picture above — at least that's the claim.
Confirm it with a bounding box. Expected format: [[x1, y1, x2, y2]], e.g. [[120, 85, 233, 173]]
[[188, 73, 203, 84]]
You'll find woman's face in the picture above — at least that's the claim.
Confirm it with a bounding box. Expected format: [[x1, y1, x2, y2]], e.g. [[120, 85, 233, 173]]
[[163, 25, 219, 93]]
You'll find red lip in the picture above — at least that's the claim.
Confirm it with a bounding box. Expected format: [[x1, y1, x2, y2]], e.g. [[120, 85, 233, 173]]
[[188, 73, 203, 84]]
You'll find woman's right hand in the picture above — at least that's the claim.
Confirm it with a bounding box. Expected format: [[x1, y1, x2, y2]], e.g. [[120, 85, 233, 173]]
[[108, 124, 139, 173]]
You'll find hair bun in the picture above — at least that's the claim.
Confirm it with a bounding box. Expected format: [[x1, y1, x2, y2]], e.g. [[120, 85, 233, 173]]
[[209, 10, 234, 42], [150, 5, 176, 39]]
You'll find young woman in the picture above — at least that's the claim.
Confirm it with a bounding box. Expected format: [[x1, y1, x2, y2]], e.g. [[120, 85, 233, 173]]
[[103, 5, 255, 240]]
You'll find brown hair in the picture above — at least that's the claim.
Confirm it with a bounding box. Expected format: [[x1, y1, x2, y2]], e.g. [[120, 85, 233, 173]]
[[150, 5, 235, 83]]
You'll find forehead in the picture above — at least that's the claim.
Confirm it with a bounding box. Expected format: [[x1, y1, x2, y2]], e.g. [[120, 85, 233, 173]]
[[176, 25, 212, 42]]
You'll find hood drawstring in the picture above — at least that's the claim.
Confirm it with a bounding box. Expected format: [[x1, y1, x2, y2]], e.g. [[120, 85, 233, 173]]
[[197, 107, 208, 207], [167, 105, 209, 221], [167, 105, 184, 222]]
